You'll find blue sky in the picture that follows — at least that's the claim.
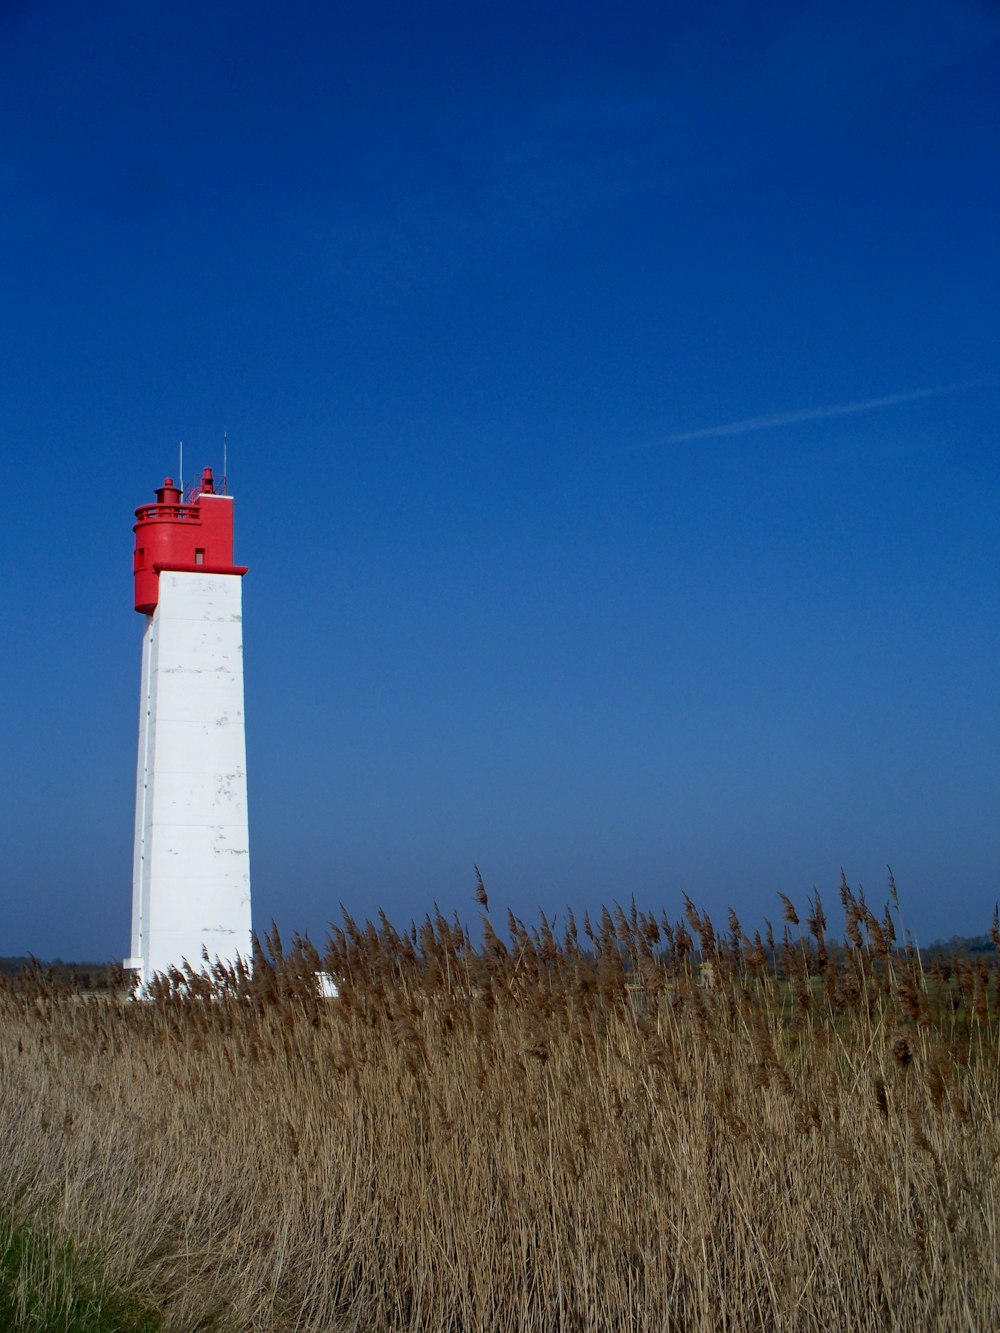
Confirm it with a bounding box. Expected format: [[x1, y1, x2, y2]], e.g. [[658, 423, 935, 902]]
[[1, 0, 998, 958]]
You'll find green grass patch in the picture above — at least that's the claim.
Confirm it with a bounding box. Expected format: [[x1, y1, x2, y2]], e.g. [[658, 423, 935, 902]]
[[0, 1210, 158, 1333]]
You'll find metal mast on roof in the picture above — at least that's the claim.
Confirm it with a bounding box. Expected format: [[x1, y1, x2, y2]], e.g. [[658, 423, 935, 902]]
[[223, 430, 228, 495], [178, 440, 184, 497]]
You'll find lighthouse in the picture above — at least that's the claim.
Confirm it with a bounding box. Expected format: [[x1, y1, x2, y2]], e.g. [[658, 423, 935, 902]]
[[125, 468, 252, 990]]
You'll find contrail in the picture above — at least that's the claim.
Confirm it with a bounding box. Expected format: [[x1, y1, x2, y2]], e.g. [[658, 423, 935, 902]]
[[634, 381, 982, 448]]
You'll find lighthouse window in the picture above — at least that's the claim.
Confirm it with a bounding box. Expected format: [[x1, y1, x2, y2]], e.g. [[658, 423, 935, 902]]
[[134, 548, 144, 571], [195, 548, 205, 565]]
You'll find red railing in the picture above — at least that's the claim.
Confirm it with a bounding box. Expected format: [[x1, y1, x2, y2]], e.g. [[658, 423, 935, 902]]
[[134, 503, 201, 523]]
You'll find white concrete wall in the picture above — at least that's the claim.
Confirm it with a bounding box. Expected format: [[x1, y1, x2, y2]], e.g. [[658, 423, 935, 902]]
[[129, 571, 252, 990]]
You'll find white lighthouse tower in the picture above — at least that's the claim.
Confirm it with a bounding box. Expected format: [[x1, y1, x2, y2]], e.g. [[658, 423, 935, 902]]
[[125, 468, 252, 991]]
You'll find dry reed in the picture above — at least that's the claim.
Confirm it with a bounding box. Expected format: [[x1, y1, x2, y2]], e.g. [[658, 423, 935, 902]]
[[0, 883, 997, 1331]]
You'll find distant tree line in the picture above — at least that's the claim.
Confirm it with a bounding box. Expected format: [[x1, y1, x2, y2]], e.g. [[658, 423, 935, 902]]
[[2, 930, 996, 991], [0, 957, 118, 988], [921, 933, 997, 961]]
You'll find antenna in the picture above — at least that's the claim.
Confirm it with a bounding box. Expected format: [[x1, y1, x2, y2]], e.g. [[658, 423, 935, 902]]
[[223, 430, 228, 496], [179, 440, 184, 497]]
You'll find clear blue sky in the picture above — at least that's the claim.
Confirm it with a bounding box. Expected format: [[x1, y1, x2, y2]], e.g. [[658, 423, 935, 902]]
[[1, 0, 998, 958]]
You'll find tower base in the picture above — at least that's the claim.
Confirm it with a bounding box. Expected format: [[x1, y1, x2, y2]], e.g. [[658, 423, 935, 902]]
[[129, 570, 252, 991]]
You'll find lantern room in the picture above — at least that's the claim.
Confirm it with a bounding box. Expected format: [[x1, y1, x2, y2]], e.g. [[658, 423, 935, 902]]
[[132, 467, 247, 614]]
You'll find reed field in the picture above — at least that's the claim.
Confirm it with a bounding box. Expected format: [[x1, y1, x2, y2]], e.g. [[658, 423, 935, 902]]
[[0, 876, 998, 1331]]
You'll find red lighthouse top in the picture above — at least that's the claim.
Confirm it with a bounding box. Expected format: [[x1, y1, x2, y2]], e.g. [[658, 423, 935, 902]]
[[132, 467, 248, 614]]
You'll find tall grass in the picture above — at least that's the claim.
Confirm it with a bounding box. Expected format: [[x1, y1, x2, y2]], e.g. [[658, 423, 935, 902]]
[[0, 1207, 158, 1332], [1, 880, 998, 1330]]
